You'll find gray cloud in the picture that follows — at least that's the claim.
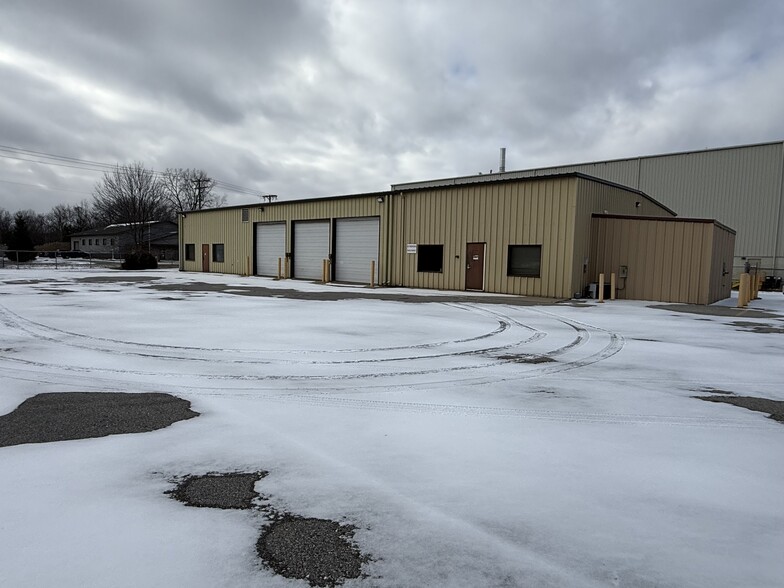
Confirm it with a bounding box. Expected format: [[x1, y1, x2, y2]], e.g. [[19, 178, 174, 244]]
[[1, 0, 782, 214]]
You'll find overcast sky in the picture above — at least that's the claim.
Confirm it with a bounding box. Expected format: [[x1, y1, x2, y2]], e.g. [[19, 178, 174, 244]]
[[1, 0, 783, 214]]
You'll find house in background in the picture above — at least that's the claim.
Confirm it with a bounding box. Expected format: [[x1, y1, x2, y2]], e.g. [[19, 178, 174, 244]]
[[70, 221, 178, 260]]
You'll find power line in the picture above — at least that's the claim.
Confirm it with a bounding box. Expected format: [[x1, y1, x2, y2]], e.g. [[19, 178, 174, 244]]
[[0, 178, 92, 195], [0, 144, 272, 197]]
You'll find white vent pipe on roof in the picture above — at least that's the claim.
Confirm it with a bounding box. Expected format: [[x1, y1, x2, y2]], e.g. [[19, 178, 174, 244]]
[[499, 147, 506, 173]]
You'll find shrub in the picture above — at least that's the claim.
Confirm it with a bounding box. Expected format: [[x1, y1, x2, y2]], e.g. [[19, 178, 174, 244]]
[[6, 250, 37, 262], [122, 251, 158, 270]]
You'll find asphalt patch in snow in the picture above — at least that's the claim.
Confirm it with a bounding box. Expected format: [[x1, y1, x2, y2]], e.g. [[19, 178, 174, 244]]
[[167, 472, 368, 586], [695, 395, 784, 423], [168, 472, 267, 509], [649, 303, 780, 319], [76, 275, 163, 284], [730, 321, 784, 334], [144, 280, 556, 306], [0, 392, 199, 447], [257, 516, 364, 587]]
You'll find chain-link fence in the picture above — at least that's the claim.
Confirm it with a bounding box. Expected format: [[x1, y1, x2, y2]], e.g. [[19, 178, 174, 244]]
[[1, 250, 179, 271], [1, 250, 99, 270]]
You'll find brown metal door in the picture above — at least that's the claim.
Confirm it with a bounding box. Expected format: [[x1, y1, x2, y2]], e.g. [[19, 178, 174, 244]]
[[465, 243, 485, 290], [201, 244, 210, 272]]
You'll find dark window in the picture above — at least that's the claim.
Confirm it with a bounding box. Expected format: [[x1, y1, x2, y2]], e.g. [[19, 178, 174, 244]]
[[212, 243, 225, 263], [241, 208, 249, 222], [88, 239, 92, 245], [111, 238, 115, 246], [185, 244, 195, 261], [81, 239, 85, 245], [103, 238, 107, 245], [417, 244, 443, 272], [507, 245, 542, 277]]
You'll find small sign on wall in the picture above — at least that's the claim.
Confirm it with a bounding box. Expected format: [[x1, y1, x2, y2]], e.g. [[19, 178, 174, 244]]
[[406, 244, 417, 254]]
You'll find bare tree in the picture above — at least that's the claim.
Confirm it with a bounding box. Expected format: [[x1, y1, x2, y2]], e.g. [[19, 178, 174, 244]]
[[92, 163, 169, 250], [72, 199, 96, 233], [160, 168, 226, 214], [46, 204, 76, 242]]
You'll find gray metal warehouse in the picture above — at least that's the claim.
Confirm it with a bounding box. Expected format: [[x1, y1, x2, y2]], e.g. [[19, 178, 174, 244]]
[[180, 172, 734, 304], [393, 141, 783, 279]]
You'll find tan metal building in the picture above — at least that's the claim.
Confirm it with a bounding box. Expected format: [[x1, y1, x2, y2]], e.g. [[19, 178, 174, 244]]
[[590, 215, 735, 304], [180, 172, 733, 302], [393, 141, 784, 279]]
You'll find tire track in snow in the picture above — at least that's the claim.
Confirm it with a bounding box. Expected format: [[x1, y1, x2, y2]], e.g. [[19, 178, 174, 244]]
[[0, 302, 575, 373], [0, 302, 521, 359]]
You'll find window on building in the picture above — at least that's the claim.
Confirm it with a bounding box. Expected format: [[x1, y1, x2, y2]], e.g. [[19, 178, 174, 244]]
[[241, 208, 249, 222], [185, 244, 195, 261], [88, 239, 92, 245], [110, 238, 115, 246], [103, 238, 107, 245], [417, 244, 443, 272], [212, 243, 225, 263], [82, 239, 85, 245], [507, 245, 542, 277]]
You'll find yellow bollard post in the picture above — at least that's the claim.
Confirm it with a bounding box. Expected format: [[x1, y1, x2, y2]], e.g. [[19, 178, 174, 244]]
[[370, 260, 376, 288], [737, 273, 750, 307], [610, 272, 616, 300], [277, 257, 282, 280], [598, 273, 605, 303]]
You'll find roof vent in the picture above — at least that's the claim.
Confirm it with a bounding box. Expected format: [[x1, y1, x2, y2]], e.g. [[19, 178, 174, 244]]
[[499, 147, 506, 173]]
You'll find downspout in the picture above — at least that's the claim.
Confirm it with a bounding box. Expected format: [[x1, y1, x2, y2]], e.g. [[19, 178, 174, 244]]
[[178, 213, 185, 271], [384, 193, 392, 286]]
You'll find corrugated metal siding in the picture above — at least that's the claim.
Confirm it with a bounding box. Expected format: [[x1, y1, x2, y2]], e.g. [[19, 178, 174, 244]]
[[180, 195, 385, 277], [708, 225, 735, 304], [393, 142, 783, 276], [589, 216, 725, 304], [389, 177, 579, 298], [181, 207, 254, 275], [638, 144, 781, 262], [573, 179, 674, 296]]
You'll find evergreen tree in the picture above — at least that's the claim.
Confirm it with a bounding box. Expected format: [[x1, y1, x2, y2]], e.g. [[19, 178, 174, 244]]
[[7, 213, 37, 262]]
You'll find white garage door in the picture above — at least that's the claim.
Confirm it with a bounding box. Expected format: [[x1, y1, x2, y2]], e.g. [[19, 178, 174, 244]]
[[255, 222, 286, 277], [293, 220, 329, 280], [335, 217, 380, 283]]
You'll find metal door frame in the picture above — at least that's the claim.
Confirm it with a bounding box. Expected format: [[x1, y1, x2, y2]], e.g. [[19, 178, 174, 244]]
[[465, 242, 486, 291]]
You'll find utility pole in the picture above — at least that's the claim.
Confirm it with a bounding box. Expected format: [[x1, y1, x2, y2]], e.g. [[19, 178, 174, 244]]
[[193, 178, 210, 209]]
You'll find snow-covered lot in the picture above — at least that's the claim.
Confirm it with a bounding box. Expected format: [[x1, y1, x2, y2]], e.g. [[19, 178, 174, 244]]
[[1, 267, 782, 588]]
